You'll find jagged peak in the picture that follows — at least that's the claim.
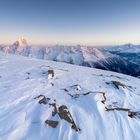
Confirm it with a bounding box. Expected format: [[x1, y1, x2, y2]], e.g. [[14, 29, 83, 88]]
[[13, 37, 28, 47]]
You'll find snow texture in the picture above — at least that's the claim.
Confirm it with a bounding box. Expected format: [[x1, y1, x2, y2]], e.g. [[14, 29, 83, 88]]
[[0, 52, 140, 140]]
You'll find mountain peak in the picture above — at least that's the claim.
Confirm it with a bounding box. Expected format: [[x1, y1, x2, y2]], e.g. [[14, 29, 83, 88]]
[[18, 37, 27, 46], [13, 37, 28, 47]]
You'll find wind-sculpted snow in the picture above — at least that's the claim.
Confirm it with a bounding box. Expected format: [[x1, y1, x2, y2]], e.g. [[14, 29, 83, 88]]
[[0, 52, 140, 140], [1, 39, 140, 77]]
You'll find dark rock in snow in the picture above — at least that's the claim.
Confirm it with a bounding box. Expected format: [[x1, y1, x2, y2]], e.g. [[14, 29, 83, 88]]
[[45, 120, 59, 128]]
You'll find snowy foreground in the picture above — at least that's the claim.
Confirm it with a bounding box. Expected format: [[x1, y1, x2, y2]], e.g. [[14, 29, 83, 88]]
[[0, 52, 140, 140]]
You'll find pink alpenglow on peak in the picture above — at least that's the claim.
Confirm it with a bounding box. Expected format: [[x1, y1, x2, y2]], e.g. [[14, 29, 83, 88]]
[[13, 37, 28, 47]]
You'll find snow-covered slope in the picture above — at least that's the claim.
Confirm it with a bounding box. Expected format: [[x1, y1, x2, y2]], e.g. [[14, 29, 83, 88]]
[[1, 39, 140, 77], [0, 52, 140, 140]]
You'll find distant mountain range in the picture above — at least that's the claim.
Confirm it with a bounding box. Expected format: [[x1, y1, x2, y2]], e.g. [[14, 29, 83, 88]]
[[0, 38, 140, 77], [103, 44, 140, 66], [104, 43, 140, 53]]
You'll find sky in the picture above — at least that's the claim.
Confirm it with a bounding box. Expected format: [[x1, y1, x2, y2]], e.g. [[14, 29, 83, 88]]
[[0, 0, 140, 46]]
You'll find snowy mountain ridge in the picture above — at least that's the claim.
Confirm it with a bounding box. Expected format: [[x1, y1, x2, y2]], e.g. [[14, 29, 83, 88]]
[[0, 52, 140, 140], [0, 38, 140, 77], [104, 43, 140, 53]]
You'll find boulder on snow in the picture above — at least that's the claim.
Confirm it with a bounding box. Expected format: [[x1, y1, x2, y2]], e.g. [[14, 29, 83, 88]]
[[128, 111, 140, 118], [48, 69, 54, 78], [50, 103, 58, 117], [45, 120, 59, 128], [39, 96, 48, 104], [58, 105, 80, 132], [34, 95, 50, 104], [106, 81, 127, 89], [58, 105, 73, 123]]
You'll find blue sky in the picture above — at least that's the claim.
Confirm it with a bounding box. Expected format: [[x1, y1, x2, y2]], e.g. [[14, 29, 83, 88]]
[[0, 0, 140, 46]]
